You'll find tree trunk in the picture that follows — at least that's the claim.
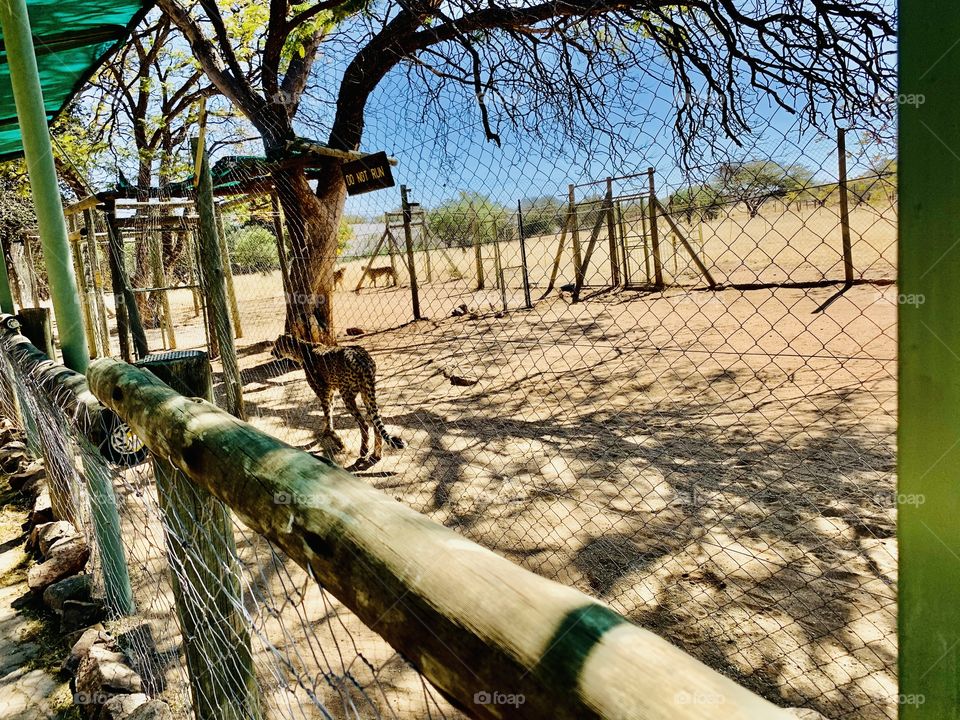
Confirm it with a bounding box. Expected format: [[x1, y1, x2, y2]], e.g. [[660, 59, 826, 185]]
[[271, 159, 345, 345]]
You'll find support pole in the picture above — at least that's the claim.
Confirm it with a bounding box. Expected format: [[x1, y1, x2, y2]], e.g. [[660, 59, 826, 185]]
[[471, 201, 484, 290], [837, 128, 854, 285], [569, 184, 583, 302], [104, 202, 148, 360], [517, 201, 532, 309], [84, 210, 111, 357], [135, 351, 261, 720], [214, 204, 243, 338], [192, 137, 244, 419], [270, 191, 292, 299], [544, 207, 570, 296], [899, 4, 960, 717], [606, 177, 621, 288], [400, 185, 422, 320], [0, 0, 88, 371], [647, 168, 664, 288], [655, 200, 718, 289]]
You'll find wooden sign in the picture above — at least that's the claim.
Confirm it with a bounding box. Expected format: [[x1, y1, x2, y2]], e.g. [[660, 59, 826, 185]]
[[342, 152, 394, 195]]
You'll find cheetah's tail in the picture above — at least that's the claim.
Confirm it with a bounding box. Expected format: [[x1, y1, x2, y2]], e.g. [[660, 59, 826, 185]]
[[373, 414, 406, 449]]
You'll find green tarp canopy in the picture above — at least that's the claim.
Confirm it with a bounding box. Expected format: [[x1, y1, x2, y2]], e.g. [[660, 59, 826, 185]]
[[0, 0, 152, 161]]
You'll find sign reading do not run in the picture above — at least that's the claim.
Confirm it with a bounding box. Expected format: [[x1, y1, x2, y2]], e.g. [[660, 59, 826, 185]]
[[341, 151, 395, 195]]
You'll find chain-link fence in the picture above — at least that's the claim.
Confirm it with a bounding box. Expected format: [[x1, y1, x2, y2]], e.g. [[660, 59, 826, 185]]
[[6, 23, 898, 715], [190, 114, 896, 720], [0, 331, 461, 719]]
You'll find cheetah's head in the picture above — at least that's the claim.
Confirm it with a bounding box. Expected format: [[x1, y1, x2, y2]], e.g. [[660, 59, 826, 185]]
[[271, 334, 301, 362]]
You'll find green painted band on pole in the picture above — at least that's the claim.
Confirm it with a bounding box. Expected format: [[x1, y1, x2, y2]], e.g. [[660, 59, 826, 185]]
[[0, 0, 89, 372], [899, 2, 960, 717]]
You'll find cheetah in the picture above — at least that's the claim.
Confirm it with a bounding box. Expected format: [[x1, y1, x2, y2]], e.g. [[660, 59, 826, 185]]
[[272, 333, 405, 465], [365, 266, 396, 287]]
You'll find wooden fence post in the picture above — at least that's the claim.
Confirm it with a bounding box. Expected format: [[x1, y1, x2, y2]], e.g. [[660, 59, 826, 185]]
[[270, 191, 292, 300], [136, 350, 261, 720], [192, 137, 244, 420], [569, 185, 583, 302], [837, 128, 854, 285], [400, 185, 422, 320], [68, 213, 99, 359], [148, 206, 177, 350], [471, 202, 484, 290], [214, 204, 243, 339], [104, 202, 148, 360], [517, 201, 532, 309], [17, 307, 54, 358], [84, 210, 111, 357], [647, 168, 665, 288], [606, 177, 621, 287]]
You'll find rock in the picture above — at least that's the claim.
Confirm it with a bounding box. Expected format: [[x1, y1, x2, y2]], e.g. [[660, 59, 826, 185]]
[[18, 474, 43, 499], [345, 327, 364, 336], [448, 374, 477, 387], [451, 303, 469, 317], [61, 598, 108, 632], [0, 440, 29, 473], [8, 460, 44, 492], [127, 701, 173, 720], [76, 644, 143, 701], [559, 282, 576, 292], [27, 537, 90, 592], [28, 489, 54, 527], [63, 625, 110, 674], [102, 693, 149, 720], [43, 573, 92, 613], [34, 520, 78, 557]]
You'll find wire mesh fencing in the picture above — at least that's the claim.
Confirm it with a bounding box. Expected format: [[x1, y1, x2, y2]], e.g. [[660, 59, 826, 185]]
[[196, 117, 897, 720], [0, 333, 461, 720]]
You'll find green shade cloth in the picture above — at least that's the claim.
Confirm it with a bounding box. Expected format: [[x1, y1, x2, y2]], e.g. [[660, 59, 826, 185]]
[[0, 0, 152, 161]]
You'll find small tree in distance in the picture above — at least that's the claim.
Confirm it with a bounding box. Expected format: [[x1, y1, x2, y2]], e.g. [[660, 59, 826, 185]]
[[715, 161, 815, 218]]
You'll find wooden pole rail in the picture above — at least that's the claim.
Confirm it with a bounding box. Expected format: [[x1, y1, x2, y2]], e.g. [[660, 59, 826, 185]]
[[88, 356, 792, 720], [0, 315, 135, 615]]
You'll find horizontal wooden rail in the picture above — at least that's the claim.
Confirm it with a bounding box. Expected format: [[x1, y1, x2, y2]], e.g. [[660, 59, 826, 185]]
[[88, 356, 792, 720], [0, 315, 112, 446]]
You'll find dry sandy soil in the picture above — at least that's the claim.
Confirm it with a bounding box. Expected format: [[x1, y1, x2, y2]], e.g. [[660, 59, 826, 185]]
[[80, 199, 896, 719]]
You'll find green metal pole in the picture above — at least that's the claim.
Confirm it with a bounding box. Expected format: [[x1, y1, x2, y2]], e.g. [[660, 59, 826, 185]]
[[900, 3, 960, 718], [0, 0, 88, 372]]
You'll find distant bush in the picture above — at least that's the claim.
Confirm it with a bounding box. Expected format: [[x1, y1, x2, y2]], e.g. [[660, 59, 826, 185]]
[[428, 192, 514, 248], [520, 196, 563, 237], [229, 226, 279, 274]]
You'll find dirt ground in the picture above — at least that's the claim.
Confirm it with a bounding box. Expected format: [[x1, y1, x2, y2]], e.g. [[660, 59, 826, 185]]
[[89, 199, 897, 719]]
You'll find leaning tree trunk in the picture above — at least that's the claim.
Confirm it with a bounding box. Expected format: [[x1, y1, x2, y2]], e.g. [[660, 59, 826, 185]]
[[271, 159, 345, 345]]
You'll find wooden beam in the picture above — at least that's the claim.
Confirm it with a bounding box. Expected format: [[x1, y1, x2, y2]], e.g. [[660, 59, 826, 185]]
[[135, 351, 261, 720], [88, 356, 793, 720], [655, 200, 718, 289], [0, 316, 135, 614]]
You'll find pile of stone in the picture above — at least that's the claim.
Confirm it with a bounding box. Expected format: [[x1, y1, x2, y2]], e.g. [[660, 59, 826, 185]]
[[1, 416, 172, 720]]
